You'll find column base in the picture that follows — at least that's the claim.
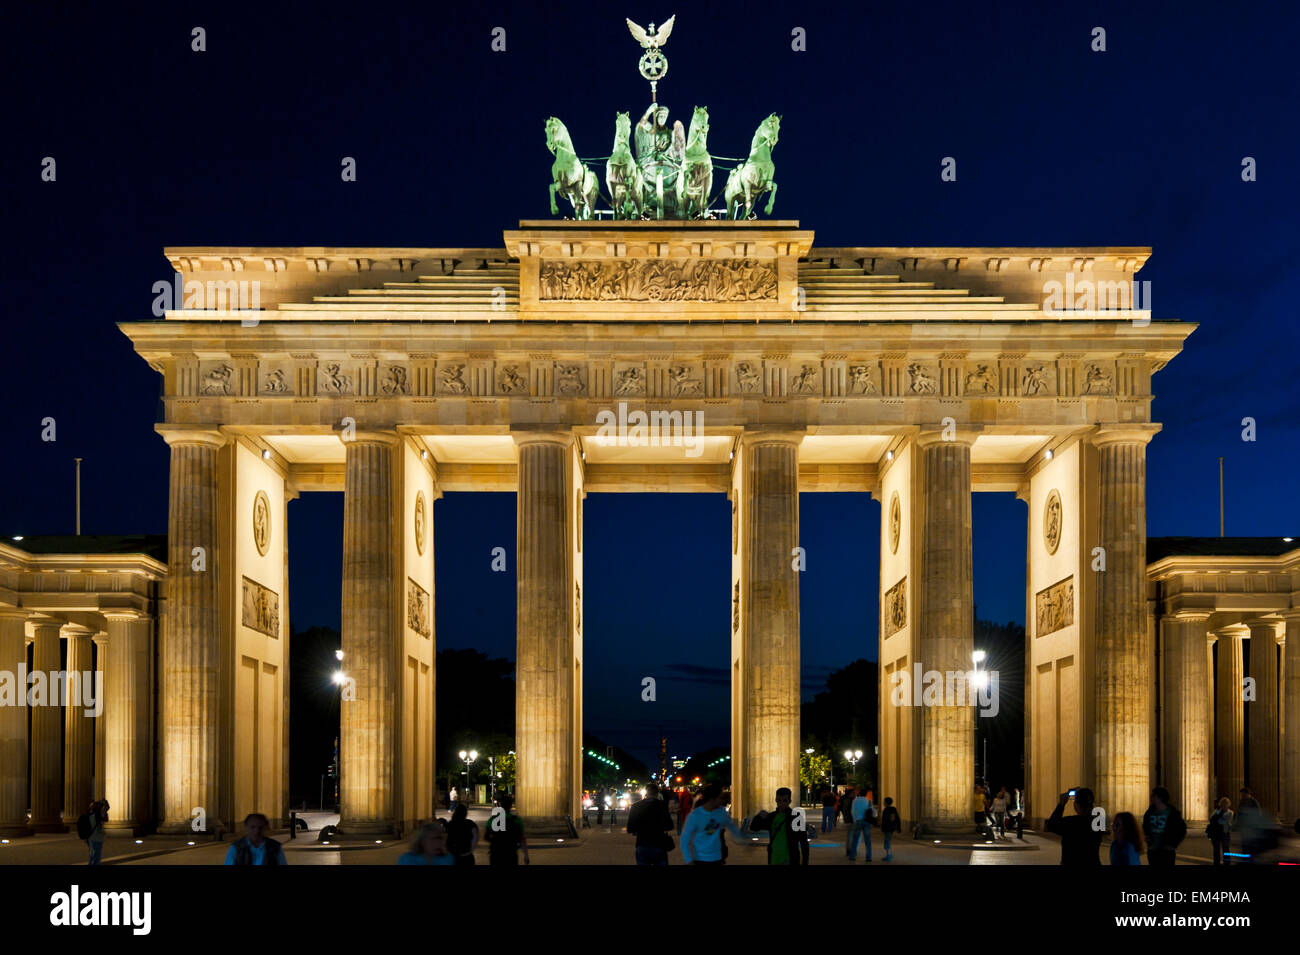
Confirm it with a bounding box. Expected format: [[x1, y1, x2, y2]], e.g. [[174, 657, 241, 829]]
[[0, 824, 34, 838], [105, 821, 149, 838], [28, 821, 67, 834], [335, 819, 396, 837], [521, 816, 578, 839], [914, 820, 983, 838], [157, 821, 225, 837]]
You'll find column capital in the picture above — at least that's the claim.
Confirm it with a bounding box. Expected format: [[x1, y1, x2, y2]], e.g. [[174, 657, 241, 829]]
[[340, 429, 400, 446], [915, 428, 978, 448], [59, 622, 97, 638], [1089, 424, 1161, 449], [157, 426, 227, 449], [1216, 622, 1250, 640], [101, 608, 147, 621], [28, 615, 64, 633], [511, 429, 574, 449], [1245, 618, 1281, 638], [1171, 610, 1213, 623], [0, 607, 29, 621], [739, 429, 803, 448]]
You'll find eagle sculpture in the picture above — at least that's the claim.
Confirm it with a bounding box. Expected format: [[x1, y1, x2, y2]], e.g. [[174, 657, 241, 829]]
[[626, 15, 675, 50]]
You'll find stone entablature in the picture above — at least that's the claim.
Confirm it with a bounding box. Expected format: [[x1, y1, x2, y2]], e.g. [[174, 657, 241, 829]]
[[0, 542, 165, 619], [1147, 540, 1300, 618], [124, 331, 1185, 432]]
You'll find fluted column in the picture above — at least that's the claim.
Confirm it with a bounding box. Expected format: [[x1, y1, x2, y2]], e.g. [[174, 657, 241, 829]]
[[339, 433, 399, 833], [159, 428, 226, 832], [1091, 428, 1154, 818], [1246, 618, 1281, 812], [91, 634, 106, 802], [1282, 613, 1300, 823], [104, 612, 153, 832], [736, 434, 801, 820], [61, 624, 95, 823], [1215, 624, 1247, 801], [916, 430, 974, 830], [514, 433, 575, 821], [29, 618, 63, 831], [1162, 612, 1212, 823], [0, 609, 30, 835]]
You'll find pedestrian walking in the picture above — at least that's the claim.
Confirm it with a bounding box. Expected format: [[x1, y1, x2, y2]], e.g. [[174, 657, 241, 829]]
[[1206, 797, 1233, 865], [78, 799, 109, 866], [879, 797, 901, 861], [991, 787, 1008, 838], [821, 787, 837, 833], [847, 787, 875, 861]]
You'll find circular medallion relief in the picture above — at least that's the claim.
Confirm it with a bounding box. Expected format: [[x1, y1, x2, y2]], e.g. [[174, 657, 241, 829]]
[[252, 490, 271, 556], [1044, 489, 1062, 555], [889, 492, 901, 554], [415, 491, 427, 556]]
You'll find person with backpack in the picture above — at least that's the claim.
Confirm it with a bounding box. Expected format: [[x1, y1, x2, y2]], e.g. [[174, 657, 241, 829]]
[[1141, 786, 1187, 866], [1206, 797, 1233, 865], [749, 787, 810, 865], [79, 799, 109, 865], [847, 787, 875, 861], [879, 796, 902, 862], [224, 812, 287, 865]]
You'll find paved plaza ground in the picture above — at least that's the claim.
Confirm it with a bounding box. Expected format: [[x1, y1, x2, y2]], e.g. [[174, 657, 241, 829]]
[[0, 805, 1247, 866]]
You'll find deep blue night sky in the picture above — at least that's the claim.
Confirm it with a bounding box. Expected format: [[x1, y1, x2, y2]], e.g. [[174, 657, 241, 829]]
[[4, 2, 1297, 767]]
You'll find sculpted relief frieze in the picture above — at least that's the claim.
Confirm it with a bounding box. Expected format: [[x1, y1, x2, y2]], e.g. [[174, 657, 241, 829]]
[[883, 576, 907, 638], [1035, 576, 1074, 637], [241, 576, 280, 638], [539, 258, 777, 302], [180, 355, 1139, 402], [407, 578, 431, 638]]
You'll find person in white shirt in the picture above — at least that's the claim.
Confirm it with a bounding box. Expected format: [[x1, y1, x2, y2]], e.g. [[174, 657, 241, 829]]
[[848, 790, 875, 861]]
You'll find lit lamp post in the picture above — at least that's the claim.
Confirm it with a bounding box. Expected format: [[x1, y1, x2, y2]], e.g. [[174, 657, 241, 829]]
[[843, 749, 863, 786], [972, 650, 988, 785], [329, 650, 345, 812], [459, 749, 479, 804]]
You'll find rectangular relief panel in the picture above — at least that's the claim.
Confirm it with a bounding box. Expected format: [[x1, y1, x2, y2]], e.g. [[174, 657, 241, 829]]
[[241, 577, 280, 638]]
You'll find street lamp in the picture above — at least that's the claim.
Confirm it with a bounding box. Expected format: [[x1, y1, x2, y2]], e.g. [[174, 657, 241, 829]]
[[459, 749, 478, 803], [843, 748, 863, 785], [972, 650, 988, 785]]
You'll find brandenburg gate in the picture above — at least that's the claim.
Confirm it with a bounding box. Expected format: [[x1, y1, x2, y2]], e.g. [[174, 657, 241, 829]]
[[112, 221, 1194, 832]]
